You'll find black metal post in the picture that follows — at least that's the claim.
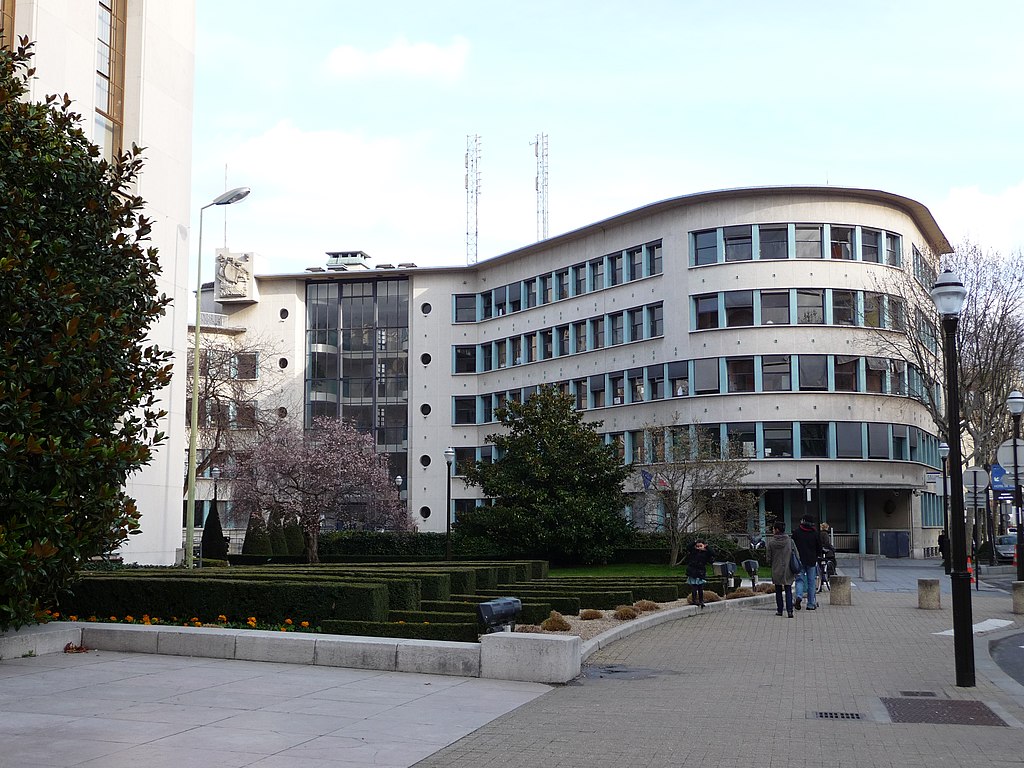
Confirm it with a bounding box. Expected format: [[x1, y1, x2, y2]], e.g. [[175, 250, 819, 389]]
[[983, 463, 995, 567], [445, 456, 453, 561], [1013, 412, 1022, 582], [941, 312, 975, 687], [941, 454, 950, 574], [816, 464, 823, 524]]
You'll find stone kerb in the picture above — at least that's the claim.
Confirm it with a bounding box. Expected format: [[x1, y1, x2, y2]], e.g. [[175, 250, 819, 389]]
[[0, 622, 82, 660]]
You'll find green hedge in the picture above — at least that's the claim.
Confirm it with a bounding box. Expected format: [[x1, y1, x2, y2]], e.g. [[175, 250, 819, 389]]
[[456, 593, 580, 615], [418, 600, 552, 625], [61, 576, 389, 623], [492, 587, 633, 610], [321, 619, 479, 643]]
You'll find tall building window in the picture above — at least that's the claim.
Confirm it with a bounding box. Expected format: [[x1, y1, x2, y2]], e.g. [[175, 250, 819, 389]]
[[573, 263, 587, 295], [647, 365, 665, 400], [796, 289, 824, 324], [862, 229, 881, 262], [885, 233, 901, 266], [627, 247, 642, 280], [609, 253, 623, 286], [96, 0, 127, 163], [589, 259, 605, 290], [763, 423, 793, 458], [454, 346, 476, 373], [832, 290, 855, 325], [725, 290, 754, 327], [454, 294, 476, 323], [836, 422, 863, 458], [693, 358, 719, 394], [800, 423, 829, 458], [695, 294, 719, 329], [646, 240, 663, 275], [798, 355, 828, 391], [759, 226, 788, 259], [668, 360, 688, 397], [591, 316, 605, 349], [795, 225, 822, 259], [610, 313, 624, 345], [864, 292, 883, 328], [454, 397, 476, 425], [726, 357, 755, 392], [724, 226, 752, 261], [694, 230, 717, 265], [762, 355, 791, 391], [1, 0, 15, 51], [648, 303, 664, 337], [760, 290, 790, 325], [830, 226, 853, 259], [834, 356, 859, 392]]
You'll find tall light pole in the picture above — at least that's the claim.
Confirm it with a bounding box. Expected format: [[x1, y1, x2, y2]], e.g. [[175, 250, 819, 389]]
[[797, 477, 813, 523], [939, 441, 950, 574], [931, 268, 974, 687], [185, 187, 251, 568], [444, 447, 455, 561], [1008, 390, 1023, 582]]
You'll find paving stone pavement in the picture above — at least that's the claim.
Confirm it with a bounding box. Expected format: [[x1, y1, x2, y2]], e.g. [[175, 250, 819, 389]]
[[415, 579, 1024, 768]]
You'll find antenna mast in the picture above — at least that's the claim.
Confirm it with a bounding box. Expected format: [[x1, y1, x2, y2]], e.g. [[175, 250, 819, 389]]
[[465, 135, 481, 264], [531, 133, 549, 241]]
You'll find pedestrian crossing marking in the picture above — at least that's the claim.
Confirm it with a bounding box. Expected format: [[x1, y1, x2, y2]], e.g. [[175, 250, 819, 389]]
[[934, 619, 1013, 636]]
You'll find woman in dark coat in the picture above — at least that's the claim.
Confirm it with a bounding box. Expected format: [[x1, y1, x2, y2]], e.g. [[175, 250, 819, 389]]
[[767, 521, 797, 617], [685, 540, 714, 609]]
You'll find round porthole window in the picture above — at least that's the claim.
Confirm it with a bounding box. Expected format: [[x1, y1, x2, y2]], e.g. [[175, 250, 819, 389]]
[[421, 302, 432, 315], [419, 455, 431, 467], [278, 358, 288, 369], [279, 308, 289, 320], [420, 404, 431, 416], [277, 407, 288, 418], [420, 353, 432, 365], [419, 507, 431, 519]]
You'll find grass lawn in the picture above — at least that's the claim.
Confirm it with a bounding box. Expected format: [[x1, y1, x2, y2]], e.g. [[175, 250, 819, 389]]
[[549, 563, 773, 579]]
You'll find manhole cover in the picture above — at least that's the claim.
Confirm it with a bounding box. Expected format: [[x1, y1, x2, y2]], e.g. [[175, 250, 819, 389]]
[[577, 664, 676, 682], [881, 698, 1007, 726]]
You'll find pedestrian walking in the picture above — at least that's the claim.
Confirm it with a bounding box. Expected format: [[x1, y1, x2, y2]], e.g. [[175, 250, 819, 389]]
[[937, 532, 949, 569], [686, 540, 714, 609], [792, 514, 823, 610], [767, 521, 796, 617]]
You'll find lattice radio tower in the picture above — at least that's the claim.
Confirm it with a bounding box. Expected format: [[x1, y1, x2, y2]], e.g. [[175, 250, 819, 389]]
[[465, 134, 481, 264], [531, 133, 549, 241]]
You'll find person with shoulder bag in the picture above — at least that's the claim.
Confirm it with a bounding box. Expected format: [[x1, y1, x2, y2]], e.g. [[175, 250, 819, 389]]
[[767, 521, 797, 617]]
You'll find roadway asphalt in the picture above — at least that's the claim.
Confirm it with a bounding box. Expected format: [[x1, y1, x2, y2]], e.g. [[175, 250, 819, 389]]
[[0, 557, 1021, 768]]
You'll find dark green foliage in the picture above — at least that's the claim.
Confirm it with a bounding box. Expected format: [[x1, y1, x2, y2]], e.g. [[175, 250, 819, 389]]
[[200, 502, 229, 562], [283, 519, 305, 557], [0, 42, 172, 630], [241, 513, 271, 555], [60, 576, 390, 623], [267, 509, 288, 556], [458, 593, 581, 615], [459, 387, 632, 566], [321, 619, 480, 643], [420, 600, 552, 625]]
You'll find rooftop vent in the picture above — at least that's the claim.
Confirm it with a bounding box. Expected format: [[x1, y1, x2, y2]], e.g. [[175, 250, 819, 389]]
[[397, 262, 418, 269], [306, 266, 326, 272], [375, 263, 395, 269], [325, 251, 371, 270]]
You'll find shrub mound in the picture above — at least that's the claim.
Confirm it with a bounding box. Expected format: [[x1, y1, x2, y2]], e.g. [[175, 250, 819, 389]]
[[687, 590, 721, 605], [540, 611, 571, 631], [633, 599, 660, 612], [612, 605, 639, 620], [726, 588, 755, 599], [579, 609, 603, 620]]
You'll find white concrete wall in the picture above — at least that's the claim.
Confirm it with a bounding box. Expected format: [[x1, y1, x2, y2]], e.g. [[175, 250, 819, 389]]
[[13, 1, 195, 563]]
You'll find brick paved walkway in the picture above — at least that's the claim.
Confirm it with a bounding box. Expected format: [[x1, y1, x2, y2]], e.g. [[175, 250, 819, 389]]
[[415, 588, 1024, 768]]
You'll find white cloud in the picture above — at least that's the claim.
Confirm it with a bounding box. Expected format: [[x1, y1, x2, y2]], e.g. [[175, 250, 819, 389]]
[[933, 182, 1024, 254], [324, 36, 469, 81]]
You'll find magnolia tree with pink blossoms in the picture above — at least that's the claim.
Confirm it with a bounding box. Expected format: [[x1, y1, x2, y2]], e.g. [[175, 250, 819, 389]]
[[232, 417, 411, 563]]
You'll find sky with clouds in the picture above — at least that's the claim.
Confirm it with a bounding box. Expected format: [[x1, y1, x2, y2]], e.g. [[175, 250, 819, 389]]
[[190, 1, 1024, 277]]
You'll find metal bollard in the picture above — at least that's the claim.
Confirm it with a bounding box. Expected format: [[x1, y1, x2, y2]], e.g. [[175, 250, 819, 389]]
[[918, 578, 941, 610], [830, 575, 852, 605]]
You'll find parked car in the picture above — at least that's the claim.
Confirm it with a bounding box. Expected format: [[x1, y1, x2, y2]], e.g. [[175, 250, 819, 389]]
[[994, 535, 1017, 564]]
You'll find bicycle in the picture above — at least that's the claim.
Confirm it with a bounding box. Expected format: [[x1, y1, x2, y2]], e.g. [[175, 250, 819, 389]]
[[816, 547, 837, 593]]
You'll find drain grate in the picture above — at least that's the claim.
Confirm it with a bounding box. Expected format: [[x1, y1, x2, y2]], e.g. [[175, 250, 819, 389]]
[[814, 711, 863, 720], [882, 698, 1007, 726], [899, 691, 937, 697]]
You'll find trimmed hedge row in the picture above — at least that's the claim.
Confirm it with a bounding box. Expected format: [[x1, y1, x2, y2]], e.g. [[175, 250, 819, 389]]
[[61, 577, 389, 623], [415, 601, 553, 625], [455, 593, 581, 616], [321, 619, 479, 643]]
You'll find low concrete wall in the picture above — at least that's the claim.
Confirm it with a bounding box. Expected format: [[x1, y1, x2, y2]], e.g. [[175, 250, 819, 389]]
[[1, 593, 777, 685]]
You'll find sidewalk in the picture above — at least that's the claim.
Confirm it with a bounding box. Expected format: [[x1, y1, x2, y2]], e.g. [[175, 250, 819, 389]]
[[1, 560, 1022, 768]]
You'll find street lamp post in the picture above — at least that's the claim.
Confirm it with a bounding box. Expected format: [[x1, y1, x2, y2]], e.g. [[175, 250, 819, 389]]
[[444, 447, 455, 561], [797, 477, 813, 523], [184, 187, 251, 568], [1008, 390, 1024, 582], [931, 269, 974, 687], [939, 442, 950, 574]]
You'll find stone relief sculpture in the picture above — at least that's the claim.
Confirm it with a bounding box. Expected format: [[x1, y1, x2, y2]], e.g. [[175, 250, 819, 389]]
[[216, 252, 251, 299]]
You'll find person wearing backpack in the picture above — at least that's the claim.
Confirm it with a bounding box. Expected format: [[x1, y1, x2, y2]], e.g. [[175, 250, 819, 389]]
[[792, 514, 823, 611]]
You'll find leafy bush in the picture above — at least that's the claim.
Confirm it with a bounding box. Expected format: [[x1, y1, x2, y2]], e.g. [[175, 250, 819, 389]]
[[200, 504, 229, 561], [241, 513, 271, 555]]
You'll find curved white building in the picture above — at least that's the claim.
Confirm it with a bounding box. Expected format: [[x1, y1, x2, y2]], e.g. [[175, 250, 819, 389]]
[[201, 186, 951, 558]]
